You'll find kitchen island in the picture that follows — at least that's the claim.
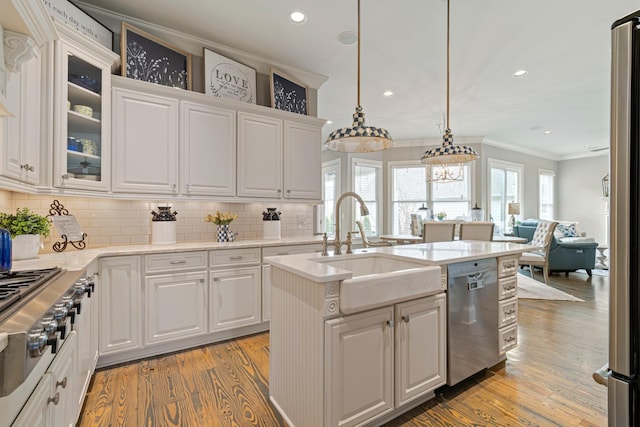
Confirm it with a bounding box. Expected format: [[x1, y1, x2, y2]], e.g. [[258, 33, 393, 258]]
[[265, 240, 533, 427]]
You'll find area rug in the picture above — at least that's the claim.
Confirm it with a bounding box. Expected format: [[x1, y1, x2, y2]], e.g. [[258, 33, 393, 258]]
[[517, 273, 584, 302]]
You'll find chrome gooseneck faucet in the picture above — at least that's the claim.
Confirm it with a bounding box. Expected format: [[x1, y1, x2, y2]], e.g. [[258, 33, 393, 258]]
[[333, 191, 370, 255]]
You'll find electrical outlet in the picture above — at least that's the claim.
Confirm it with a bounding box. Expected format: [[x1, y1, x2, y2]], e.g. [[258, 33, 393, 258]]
[[297, 215, 306, 229]]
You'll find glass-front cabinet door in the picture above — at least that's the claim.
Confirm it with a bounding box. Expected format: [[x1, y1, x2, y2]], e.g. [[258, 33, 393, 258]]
[[52, 25, 118, 192]]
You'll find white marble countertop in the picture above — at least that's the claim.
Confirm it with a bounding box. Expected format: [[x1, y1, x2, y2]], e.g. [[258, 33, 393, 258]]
[[264, 240, 535, 283], [10, 235, 326, 272]]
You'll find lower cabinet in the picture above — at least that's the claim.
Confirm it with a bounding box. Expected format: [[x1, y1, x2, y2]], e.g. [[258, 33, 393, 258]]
[[99, 256, 142, 355], [209, 266, 261, 332], [13, 332, 78, 427], [145, 271, 208, 344], [325, 294, 446, 427]]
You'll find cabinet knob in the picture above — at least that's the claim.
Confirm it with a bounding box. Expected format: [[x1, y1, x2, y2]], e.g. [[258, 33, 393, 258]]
[[172, 184, 177, 193], [21, 164, 34, 172], [47, 392, 60, 406], [387, 320, 395, 328], [185, 184, 190, 193], [287, 189, 291, 194], [56, 377, 68, 389], [402, 315, 410, 323], [213, 277, 220, 281]]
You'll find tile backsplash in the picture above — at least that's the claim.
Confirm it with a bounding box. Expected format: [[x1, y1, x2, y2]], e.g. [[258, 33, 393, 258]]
[[1, 190, 315, 248]]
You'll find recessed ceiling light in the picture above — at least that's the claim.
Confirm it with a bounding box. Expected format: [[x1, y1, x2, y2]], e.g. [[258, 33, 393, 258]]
[[383, 90, 393, 97], [543, 130, 552, 135], [289, 11, 306, 24], [513, 69, 528, 77]]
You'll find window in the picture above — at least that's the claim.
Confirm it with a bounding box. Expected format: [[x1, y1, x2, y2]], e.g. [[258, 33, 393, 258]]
[[488, 159, 523, 234], [389, 163, 427, 234], [430, 165, 472, 220], [539, 169, 555, 220], [388, 162, 472, 234], [322, 159, 341, 235], [352, 158, 382, 236]]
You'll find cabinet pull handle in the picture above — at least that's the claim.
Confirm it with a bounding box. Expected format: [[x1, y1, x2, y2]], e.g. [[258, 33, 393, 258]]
[[172, 184, 177, 192], [277, 252, 289, 256], [170, 260, 187, 265], [230, 256, 243, 260], [213, 277, 220, 281], [47, 392, 60, 405], [199, 278, 205, 283], [56, 377, 68, 389], [402, 315, 410, 323], [286, 189, 291, 194], [185, 184, 190, 193], [505, 309, 516, 315], [505, 336, 516, 343], [387, 320, 395, 328]]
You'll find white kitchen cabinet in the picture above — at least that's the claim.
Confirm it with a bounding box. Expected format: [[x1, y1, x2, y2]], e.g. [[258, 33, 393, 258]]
[[180, 101, 236, 196], [324, 295, 446, 427], [11, 373, 53, 427], [209, 247, 261, 332], [99, 256, 142, 355], [325, 307, 394, 427], [1, 48, 42, 184], [395, 295, 446, 406], [209, 266, 261, 332], [237, 112, 283, 198], [237, 112, 323, 200], [261, 264, 272, 322], [49, 332, 77, 427], [75, 264, 100, 412], [283, 120, 322, 200], [52, 22, 119, 192], [145, 271, 208, 344], [112, 87, 179, 194]]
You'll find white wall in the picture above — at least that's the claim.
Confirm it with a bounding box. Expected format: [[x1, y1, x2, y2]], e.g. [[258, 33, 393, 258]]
[[558, 154, 608, 244]]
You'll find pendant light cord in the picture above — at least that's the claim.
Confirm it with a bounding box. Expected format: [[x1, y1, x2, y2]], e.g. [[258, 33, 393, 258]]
[[357, 0, 361, 107], [446, 0, 450, 131]]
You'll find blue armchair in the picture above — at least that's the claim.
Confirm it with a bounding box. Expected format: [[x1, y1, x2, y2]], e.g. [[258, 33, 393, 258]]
[[513, 220, 598, 276]]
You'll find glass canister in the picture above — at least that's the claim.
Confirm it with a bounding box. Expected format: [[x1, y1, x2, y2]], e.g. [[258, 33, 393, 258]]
[[469, 203, 484, 221]]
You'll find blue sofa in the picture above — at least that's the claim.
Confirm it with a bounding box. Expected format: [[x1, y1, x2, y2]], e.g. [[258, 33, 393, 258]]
[[513, 220, 598, 276]]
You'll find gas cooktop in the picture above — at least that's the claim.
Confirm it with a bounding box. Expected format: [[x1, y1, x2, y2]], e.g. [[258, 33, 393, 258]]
[[0, 268, 62, 323]]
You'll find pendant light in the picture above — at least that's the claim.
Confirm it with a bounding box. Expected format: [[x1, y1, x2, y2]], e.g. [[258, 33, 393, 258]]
[[421, 0, 478, 182], [324, 0, 393, 153]]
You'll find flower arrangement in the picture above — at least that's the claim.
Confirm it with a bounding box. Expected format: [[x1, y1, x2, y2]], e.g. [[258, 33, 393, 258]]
[[205, 211, 238, 225], [436, 211, 447, 221], [0, 207, 50, 237]]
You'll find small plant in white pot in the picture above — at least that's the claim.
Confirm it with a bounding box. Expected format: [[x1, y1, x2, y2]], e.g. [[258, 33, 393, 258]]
[[0, 208, 50, 260]]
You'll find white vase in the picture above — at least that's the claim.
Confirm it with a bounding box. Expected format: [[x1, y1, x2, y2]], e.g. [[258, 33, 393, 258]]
[[12, 234, 43, 260]]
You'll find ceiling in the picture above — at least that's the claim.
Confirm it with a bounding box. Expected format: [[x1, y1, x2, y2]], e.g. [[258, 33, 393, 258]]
[[78, 0, 639, 160]]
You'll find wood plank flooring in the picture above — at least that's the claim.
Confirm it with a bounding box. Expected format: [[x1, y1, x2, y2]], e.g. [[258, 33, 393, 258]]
[[78, 270, 609, 426]]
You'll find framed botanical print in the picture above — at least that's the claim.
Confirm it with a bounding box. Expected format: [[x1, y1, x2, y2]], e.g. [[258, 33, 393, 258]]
[[270, 68, 308, 115], [121, 22, 192, 90]]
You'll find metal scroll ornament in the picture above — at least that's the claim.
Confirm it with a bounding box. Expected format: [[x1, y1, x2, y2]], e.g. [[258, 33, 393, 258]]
[[48, 200, 87, 252]]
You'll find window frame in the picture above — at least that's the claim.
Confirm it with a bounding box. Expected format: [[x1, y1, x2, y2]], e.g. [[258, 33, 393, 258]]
[[486, 158, 524, 234], [321, 158, 341, 236], [351, 157, 383, 237], [538, 168, 555, 220]]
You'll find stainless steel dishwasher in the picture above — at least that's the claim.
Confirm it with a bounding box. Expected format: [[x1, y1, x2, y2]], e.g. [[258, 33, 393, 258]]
[[447, 258, 498, 385]]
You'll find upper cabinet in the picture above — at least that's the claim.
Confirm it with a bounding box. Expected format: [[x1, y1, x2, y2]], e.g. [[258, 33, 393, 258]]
[[1, 47, 42, 185], [52, 23, 119, 192], [111, 77, 324, 201], [112, 87, 179, 194], [237, 113, 322, 200]]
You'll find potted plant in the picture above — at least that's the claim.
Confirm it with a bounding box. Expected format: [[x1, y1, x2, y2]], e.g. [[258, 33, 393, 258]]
[[0, 208, 50, 260]]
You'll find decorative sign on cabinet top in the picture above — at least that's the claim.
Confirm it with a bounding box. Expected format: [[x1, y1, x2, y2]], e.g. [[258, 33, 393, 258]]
[[204, 48, 256, 104], [41, 0, 113, 49]]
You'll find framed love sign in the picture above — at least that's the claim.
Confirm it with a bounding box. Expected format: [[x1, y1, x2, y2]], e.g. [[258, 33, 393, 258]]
[[203, 48, 256, 104]]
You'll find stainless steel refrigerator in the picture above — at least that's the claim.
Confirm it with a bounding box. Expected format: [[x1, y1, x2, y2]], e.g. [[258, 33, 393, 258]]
[[610, 9, 640, 426]]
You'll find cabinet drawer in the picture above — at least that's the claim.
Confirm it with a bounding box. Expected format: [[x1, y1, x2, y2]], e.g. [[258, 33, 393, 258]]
[[262, 243, 323, 260], [210, 247, 260, 268], [498, 297, 518, 328], [498, 324, 518, 354], [497, 255, 519, 278], [145, 251, 207, 273], [498, 275, 517, 300]]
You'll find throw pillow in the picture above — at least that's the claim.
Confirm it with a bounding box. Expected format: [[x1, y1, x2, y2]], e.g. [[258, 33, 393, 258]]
[[557, 223, 578, 237]]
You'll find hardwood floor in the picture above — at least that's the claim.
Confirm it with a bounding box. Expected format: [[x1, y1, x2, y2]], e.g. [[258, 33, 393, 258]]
[[78, 270, 609, 426]]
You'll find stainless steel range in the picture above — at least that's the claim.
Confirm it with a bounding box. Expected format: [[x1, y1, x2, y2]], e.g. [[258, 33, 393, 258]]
[[0, 267, 93, 397]]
